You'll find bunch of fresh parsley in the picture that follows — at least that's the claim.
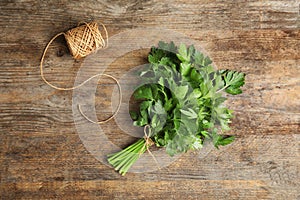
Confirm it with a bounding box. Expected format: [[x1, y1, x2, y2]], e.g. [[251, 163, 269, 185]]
[[107, 41, 245, 175]]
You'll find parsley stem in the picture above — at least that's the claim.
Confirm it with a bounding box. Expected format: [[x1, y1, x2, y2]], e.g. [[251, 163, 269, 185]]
[[107, 139, 146, 175], [216, 85, 228, 94], [107, 140, 142, 160]]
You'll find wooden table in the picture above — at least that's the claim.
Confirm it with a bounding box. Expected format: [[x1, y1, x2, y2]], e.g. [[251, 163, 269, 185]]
[[0, 1, 299, 199]]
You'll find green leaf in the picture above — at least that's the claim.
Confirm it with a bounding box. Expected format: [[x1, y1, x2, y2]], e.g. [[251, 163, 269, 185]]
[[150, 114, 158, 128], [225, 86, 242, 95], [177, 44, 190, 62], [190, 88, 202, 99], [148, 49, 164, 64], [214, 97, 227, 107], [148, 54, 159, 64], [203, 56, 212, 66], [133, 115, 148, 127], [159, 57, 176, 70], [129, 111, 138, 120], [222, 70, 246, 95], [224, 71, 245, 87], [180, 108, 198, 119], [200, 131, 209, 138], [217, 136, 235, 146], [164, 98, 173, 111], [203, 65, 215, 74], [180, 62, 192, 76], [158, 41, 177, 53], [187, 45, 195, 58], [134, 85, 153, 100], [191, 137, 202, 150], [151, 100, 165, 115], [190, 68, 201, 83], [138, 100, 151, 125], [150, 84, 159, 100], [211, 128, 235, 148], [213, 72, 225, 90], [174, 85, 189, 100], [158, 77, 164, 86], [193, 51, 204, 67]]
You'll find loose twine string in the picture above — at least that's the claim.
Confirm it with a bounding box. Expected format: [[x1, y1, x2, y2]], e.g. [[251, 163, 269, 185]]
[[40, 21, 159, 168]]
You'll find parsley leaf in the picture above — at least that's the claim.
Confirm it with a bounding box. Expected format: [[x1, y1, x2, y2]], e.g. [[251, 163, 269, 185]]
[[219, 70, 246, 95]]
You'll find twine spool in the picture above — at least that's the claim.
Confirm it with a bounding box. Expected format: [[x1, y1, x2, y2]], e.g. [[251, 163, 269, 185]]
[[65, 21, 107, 59], [40, 21, 121, 124]]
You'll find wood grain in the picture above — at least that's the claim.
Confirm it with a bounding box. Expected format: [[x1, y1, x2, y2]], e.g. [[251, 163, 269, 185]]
[[0, 0, 299, 199]]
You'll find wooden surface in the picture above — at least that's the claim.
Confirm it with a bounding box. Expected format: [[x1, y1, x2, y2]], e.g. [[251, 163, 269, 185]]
[[0, 1, 299, 199]]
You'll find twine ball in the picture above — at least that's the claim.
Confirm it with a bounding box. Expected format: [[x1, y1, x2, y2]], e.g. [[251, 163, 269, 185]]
[[64, 21, 107, 59]]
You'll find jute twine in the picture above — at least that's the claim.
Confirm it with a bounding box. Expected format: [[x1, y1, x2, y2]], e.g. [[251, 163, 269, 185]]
[[65, 21, 108, 59], [140, 125, 161, 170], [40, 21, 120, 124]]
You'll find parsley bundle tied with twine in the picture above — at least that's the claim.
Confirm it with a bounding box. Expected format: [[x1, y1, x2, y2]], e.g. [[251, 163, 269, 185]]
[[106, 41, 245, 175]]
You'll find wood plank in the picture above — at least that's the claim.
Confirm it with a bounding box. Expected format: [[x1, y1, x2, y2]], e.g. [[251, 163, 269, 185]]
[[0, 0, 299, 31], [0, 180, 270, 200]]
